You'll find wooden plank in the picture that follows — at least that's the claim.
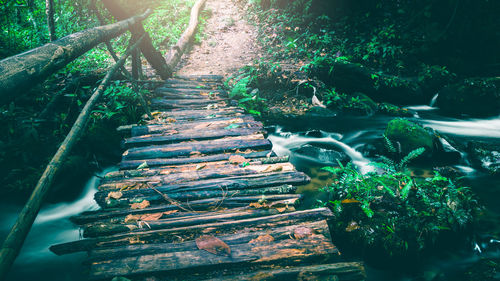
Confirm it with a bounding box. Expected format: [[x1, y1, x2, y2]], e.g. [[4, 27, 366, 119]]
[[202, 262, 366, 281], [103, 162, 294, 183], [83, 207, 300, 238], [119, 151, 275, 170], [50, 208, 333, 255], [151, 98, 224, 110], [122, 138, 271, 161], [130, 117, 259, 136], [87, 219, 324, 262], [70, 194, 302, 225], [174, 75, 224, 82], [88, 220, 338, 279], [155, 87, 226, 95], [95, 184, 299, 208], [123, 127, 265, 148]]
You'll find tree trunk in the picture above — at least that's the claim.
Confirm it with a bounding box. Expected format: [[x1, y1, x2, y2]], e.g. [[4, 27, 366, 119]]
[[45, 0, 56, 41], [102, 0, 170, 79], [0, 10, 151, 105]]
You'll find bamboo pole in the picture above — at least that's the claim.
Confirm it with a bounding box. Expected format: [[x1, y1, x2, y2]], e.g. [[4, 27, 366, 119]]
[[0, 35, 146, 280]]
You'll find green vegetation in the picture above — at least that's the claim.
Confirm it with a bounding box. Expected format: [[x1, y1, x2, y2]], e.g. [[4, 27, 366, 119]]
[[321, 154, 479, 259], [0, 0, 206, 195]]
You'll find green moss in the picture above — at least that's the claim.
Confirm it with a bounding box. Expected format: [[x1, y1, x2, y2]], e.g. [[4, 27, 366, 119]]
[[384, 118, 434, 154]]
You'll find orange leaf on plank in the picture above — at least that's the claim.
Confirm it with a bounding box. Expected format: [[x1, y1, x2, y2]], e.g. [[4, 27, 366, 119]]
[[195, 235, 231, 256], [140, 212, 163, 221], [249, 234, 274, 244], [131, 200, 150, 209], [229, 155, 247, 164]]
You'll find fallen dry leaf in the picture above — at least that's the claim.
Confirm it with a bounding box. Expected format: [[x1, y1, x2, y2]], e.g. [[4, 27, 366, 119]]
[[140, 212, 163, 221], [249, 234, 274, 244], [163, 210, 179, 215], [107, 191, 123, 200], [229, 155, 247, 164], [190, 151, 202, 156], [293, 226, 313, 239], [124, 214, 140, 223], [249, 202, 267, 209], [165, 117, 177, 123], [276, 207, 287, 213], [195, 235, 231, 256], [131, 200, 150, 209], [262, 165, 283, 173]]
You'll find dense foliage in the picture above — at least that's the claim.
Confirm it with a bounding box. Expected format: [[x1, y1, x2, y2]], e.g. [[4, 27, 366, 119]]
[[0, 0, 206, 195]]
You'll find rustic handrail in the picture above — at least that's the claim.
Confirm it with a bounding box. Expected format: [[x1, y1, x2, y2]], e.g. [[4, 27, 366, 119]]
[[165, 0, 207, 73], [0, 34, 146, 280], [0, 10, 151, 105]]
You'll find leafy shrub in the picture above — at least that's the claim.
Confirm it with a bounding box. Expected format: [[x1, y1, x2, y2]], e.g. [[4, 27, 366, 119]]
[[321, 157, 480, 259]]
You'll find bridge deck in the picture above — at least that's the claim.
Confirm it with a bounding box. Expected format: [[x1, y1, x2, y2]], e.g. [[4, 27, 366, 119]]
[[50, 75, 365, 281]]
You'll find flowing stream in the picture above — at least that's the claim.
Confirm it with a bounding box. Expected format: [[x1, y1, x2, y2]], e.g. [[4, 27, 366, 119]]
[[0, 106, 499, 280], [0, 167, 116, 281], [267, 106, 500, 280]]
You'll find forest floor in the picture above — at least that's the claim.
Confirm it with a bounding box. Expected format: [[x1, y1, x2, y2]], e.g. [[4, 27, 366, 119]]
[[176, 0, 261, 77]]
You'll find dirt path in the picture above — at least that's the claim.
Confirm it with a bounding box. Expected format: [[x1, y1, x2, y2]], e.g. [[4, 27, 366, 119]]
[[175, 0, 260, 78]]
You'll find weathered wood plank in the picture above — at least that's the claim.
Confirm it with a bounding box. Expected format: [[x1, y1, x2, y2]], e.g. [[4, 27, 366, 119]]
[[122, 138, 272, 160], [103, 162, 294, 184], [87, 219, 324, 262], [70, 194, 301, 225], [96, 184, 298, 208], [202, 262, 366, 281], [83, 207, 300, 238], [50, 208, 333, 255], [130, 117, 258, 136], [88, 220, 337, 279], [119, 151, 275, 169], [150, 98, 224, 110], [174, 75, 224, 82], [123, 127, 265, 148]]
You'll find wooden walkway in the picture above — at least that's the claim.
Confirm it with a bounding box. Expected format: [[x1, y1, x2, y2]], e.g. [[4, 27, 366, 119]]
[[50, 75, 365, 280]]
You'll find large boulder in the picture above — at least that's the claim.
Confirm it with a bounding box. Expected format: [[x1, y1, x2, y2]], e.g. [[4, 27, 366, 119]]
[[384, 118, 435, 155], [436, 78, 500, 117]]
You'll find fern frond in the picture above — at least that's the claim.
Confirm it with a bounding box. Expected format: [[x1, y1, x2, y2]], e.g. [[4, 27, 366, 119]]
[[383, 135, 397, 153], [398, 147, 425, 170]]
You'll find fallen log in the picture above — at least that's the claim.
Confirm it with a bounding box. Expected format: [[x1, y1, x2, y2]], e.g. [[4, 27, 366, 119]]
[[70, 194, 302, 224], [119, 151, 275, 169], [122, 138, 272, 160], [50, 208, 333, 255], [0, 10, 151, 105]]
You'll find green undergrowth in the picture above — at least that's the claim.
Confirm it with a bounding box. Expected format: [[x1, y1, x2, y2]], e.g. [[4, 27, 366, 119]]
[[0, 0, 210, 196], [320, 148, 480, 262]]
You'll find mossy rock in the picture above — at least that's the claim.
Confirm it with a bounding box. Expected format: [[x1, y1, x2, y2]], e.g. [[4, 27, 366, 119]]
[[384, 118, 435, 155], [436, 78, 500, 117], [378, 102, 414, 117]]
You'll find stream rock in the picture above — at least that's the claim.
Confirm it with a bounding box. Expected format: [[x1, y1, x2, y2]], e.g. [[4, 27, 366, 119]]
[[467, 141, 500, 175], [291, 144, 350, 166], [384, 118, 436, 155], [436, 78, 500, 117]]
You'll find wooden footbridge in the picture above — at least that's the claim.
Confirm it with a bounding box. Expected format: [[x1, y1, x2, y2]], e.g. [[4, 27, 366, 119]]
[[0, 1, 365, 280]]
